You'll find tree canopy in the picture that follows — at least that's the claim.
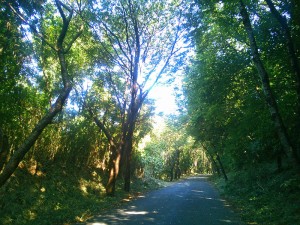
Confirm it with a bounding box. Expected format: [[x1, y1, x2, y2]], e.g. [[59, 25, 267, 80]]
[[0, 0, 189, 196], [184, 0, 300, 173], [1, 0, 300, 223]]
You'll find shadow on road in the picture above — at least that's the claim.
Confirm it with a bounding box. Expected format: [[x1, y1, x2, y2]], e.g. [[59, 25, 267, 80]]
[[76, 176, 244, 225]]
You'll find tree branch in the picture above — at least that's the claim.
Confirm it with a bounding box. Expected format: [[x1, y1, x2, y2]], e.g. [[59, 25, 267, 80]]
[[142, 25, 180, 100], [64, 25, 84, 53], [55, 0, 73, 50], [87, 107, 116, 147], [102, 22, 132, 64], [7, 2, 56, 52]]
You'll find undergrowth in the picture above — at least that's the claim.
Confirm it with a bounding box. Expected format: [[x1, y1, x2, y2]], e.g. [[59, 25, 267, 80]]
[[0, 165, 164, 225], [211, 163, 300, 225]]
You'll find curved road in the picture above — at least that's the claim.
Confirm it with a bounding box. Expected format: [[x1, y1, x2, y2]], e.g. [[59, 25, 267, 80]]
[[80, 176, 244, 225]]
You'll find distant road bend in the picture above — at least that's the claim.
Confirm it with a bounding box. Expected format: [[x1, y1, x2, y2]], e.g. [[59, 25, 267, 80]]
[[78, 175, 244, 225]]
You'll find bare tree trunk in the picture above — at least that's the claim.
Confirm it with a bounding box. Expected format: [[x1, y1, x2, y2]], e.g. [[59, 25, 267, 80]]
[[170, 166, 174, 182], [239, 0, 300, 164], [123, 95, 142, 192], [174, 149, 180, 179]]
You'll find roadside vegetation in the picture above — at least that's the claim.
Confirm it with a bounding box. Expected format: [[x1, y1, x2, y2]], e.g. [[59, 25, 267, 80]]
[[184, 1, 300, 225], [0, 115, 201, 225], [0, 164, 166, 225], [211, 165, 300, 225], [1, 1, 300, 225]]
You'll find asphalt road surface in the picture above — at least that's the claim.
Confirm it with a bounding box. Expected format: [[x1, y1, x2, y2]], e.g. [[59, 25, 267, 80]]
[[80, 176, 244, 225]]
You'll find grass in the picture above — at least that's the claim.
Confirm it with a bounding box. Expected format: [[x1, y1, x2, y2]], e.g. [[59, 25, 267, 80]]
[[5, 160, 299, 225], [0, 164, 165, 225], [210, 163, 300, 225]]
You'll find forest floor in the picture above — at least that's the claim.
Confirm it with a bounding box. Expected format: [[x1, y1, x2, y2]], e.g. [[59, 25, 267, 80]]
[[0, 165, 167, 225]]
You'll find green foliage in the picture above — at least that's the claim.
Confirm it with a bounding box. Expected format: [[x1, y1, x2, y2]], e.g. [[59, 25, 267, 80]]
[[1, 167, 104, 225], [212, 165, 300, 225], [0, 164, 165, 225], [0, 3, 32, 128], [4, 0, 300, 224], [139, 115, 209, 180], [0, 0, 182, 200], [141, 141, 166, 178], [184, 2, 300, 223], [184, 0, 300, 171]]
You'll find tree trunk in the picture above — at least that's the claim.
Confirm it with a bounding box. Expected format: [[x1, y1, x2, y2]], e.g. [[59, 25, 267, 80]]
[[175, 167, 181, 179], [123, 99, 141, 192], [123, 133, 133, 192], [216, 153, 228, 181], [88, 108, 123, 196], [106, 146, 121, 196], [0, 86, 72, 187], [0, 1, 81, 187], [239, 0, 300, 164], [266, 0, 300, 153], [209, 153, 221, 176], [174, 149, 180, 179], [0, 130, 9, 172], [170, 166, 174, 182], [202, 144, 220, 176]]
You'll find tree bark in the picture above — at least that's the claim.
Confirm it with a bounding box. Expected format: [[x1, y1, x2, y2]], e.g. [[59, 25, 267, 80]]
[[209, 153, 221, 176], [122, 97, 145, 192], [201, 144, 221, 176], [216, 153, 228, 181], [106, 146, 121, 196], [123, 114, 136, 192], [174, 149, 180, 179], [88, 108, 122, 196], [122, 91, 143, 192], [0, 130, 9, 172], [239, 0, 300, 164], [170, 166, 174, 182]]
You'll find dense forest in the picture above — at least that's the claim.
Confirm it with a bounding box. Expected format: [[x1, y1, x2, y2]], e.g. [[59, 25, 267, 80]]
[[1, 0, 300, 224]]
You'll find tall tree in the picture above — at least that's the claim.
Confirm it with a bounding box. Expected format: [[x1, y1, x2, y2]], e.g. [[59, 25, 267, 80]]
[[84, 0, 185, 194], [265, 0, 300, 151], [0, 0, 83, 186], [239, 0, 299, 164], [184, 0, 300, 174]]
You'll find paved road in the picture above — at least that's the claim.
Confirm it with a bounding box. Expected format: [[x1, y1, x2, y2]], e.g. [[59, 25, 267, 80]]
[[81, 176, 244, 225]]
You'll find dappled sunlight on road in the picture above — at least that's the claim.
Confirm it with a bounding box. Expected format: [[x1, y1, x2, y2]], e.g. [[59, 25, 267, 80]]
[[122, 210, 149, 215], [219, 219, 237, 223], [187, 174, 211, 180], [191, 189, 204, 193], [80, 176, 243, 225], [87, 223, 108, 225]]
